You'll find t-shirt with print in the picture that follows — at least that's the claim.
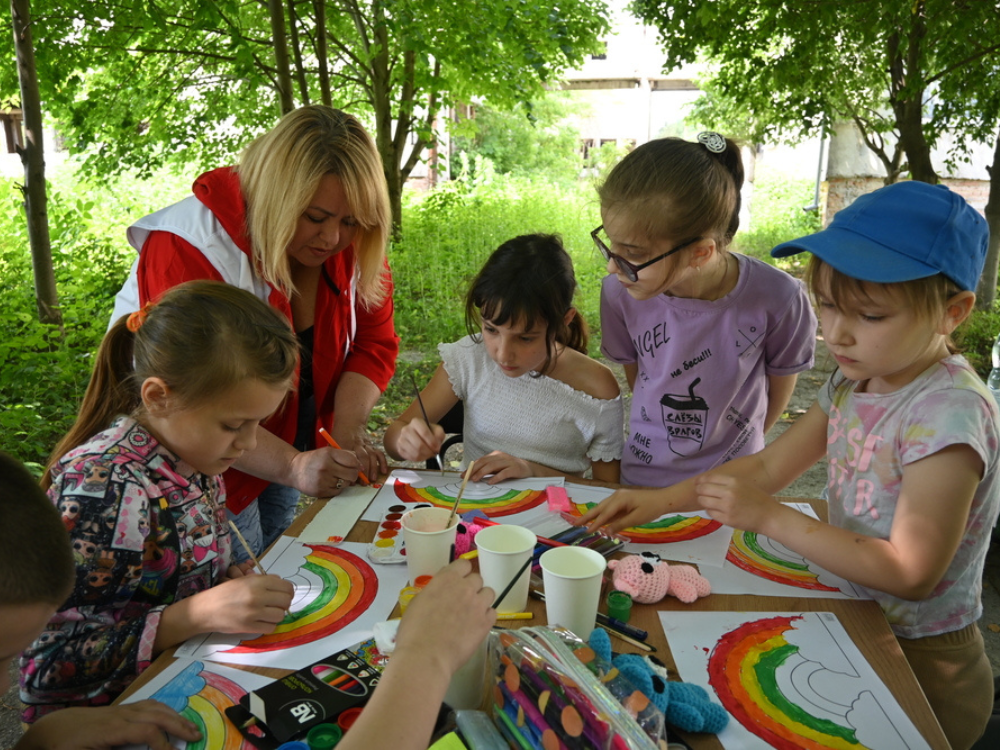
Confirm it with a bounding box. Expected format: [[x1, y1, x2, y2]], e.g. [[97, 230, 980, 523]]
[[818, 355, 1000, 638], [601, 253, 816, 486]]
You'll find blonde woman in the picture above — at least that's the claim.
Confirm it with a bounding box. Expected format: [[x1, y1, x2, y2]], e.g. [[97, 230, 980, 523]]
[[111, 106, 398, 558]]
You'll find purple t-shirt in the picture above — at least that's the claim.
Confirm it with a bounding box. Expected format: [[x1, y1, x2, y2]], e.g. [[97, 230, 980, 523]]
[[601, 253, 816, 486]]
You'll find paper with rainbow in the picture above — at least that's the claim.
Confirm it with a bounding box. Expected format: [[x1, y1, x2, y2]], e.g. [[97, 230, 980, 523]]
[[176, 537, 409, 669], [121, 658, 271, 749], [699, 503, 872, 599], [561, 483, 733, 566], [361, 469, 561, 524], [662, 611, 931, 750]]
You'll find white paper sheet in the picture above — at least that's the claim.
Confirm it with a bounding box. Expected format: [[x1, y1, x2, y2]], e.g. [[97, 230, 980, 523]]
[[176, 537, 409, 669], [660, 610, 930, 750]]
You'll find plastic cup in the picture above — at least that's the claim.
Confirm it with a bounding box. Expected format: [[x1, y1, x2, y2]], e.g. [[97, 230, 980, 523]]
[[400, 506, 459, 584], [540, 546, 607, 638], [443, 635, 489, 710], [606, 590, 633, 622], [474, 524, 537, 613]]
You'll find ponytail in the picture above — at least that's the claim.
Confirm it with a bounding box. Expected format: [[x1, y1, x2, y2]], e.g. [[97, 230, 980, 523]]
[[43, 318, 139, 489]]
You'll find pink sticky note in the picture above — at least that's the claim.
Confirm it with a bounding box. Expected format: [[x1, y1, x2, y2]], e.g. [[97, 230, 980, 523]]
[[546, 486, 570, 512]]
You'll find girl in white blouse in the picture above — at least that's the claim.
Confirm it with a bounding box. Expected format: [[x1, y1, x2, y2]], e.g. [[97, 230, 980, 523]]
[[385, 234, 624, 483]]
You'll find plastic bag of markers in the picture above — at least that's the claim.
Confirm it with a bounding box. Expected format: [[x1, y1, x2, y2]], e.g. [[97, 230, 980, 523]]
[[488, 625, 665, 750]]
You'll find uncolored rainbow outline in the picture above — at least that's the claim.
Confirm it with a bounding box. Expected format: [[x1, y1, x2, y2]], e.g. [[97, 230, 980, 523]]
[[392, 480, 546, 517], [708, 615, 862, 749], [566, 501, 722, 543], [227, 544, 377, 653], [728, 531, 840, 592], [150, 661, 252, 750]]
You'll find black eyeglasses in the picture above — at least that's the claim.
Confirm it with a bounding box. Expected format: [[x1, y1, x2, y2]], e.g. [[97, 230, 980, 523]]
[[591, 225, 700, 283]]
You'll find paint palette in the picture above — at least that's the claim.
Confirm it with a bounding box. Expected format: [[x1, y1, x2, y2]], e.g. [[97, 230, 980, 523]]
[[366, 502, 432, 564]]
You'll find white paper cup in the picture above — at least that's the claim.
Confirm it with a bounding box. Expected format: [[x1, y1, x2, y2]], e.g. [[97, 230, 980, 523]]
[[401, 506, 459, 584], [540, 546, 607, 638], [475, 524, 537, 613], [443, 634, 489, 710]]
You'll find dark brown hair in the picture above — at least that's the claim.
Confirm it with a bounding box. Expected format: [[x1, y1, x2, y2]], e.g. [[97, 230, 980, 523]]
[[43, 281, 300, 488], [0, 451, 74, 607], [597, 135, 744, 250], [464, 234, 588, 376]]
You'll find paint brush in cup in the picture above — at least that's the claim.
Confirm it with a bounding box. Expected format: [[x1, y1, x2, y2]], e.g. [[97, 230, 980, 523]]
[[446, 460, 475, 531], [491, 555, 534, 610], [410, 375, 445, 474], [318, 427, 372, 486]]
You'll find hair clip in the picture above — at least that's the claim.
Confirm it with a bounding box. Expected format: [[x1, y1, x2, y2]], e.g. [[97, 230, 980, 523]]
[[697, 131, 727, 154], [126, 303, 153, 333]]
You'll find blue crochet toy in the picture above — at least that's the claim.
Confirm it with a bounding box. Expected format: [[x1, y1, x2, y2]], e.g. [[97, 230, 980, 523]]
[[589, 629, 728, 734]]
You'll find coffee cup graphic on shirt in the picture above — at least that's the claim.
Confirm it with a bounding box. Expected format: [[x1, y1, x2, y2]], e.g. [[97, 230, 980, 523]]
[[660, 377, 708, 457]]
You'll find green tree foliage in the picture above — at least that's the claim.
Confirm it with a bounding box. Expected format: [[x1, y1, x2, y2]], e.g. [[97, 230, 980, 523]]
[[632, 0, 1000, 303], [450, 93, 587, 183], [0, 0, 612, 232]]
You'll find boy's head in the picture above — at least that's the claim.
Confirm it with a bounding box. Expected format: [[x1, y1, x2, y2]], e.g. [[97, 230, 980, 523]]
[[772, 181, 989, 293], [0, 451, 74, 690]]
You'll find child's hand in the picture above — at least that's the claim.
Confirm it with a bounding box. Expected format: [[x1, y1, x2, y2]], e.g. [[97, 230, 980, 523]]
[[395, 419, 446, 462], [576, 488, 660, 532], [471, 451, 532, 483], [17, 700, 202, 750], [193, 574, 294, 635], [393, 559, 496, 679], [695, 473, 776, 532], [225, 561, 259, 579]]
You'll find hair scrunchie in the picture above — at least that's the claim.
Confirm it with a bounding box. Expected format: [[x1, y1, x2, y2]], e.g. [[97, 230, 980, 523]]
[[126, 303, 153, 333], [697, 131, 727, 154]]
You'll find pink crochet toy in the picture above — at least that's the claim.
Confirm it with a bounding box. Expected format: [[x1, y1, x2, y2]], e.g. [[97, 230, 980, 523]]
[[608, 551, 711, 604]]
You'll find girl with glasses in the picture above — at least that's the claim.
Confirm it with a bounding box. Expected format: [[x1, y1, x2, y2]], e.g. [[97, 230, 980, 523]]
[[597, 133, 816, 487], [385, 234, 624, 484]]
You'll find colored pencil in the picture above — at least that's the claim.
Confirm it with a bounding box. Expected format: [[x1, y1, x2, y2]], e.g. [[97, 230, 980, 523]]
[[495, 612, 533, 620], [410, 375, 445, 473], [318, 427, 372, 486], [475, 517, 569, 550], [446, 460, 474, 530], [228, 521, 265, 575]]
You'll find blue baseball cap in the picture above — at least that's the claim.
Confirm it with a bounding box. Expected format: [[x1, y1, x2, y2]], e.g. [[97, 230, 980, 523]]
[[772, 181, 989, 291]]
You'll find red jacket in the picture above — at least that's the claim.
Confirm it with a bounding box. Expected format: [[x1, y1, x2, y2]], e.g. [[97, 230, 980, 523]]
[[121, 167, 398, 513]]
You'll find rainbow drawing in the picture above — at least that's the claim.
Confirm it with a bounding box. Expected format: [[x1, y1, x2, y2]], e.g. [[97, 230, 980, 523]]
[[391, 478, 546, 517], [227, 544, 377, 653], [148, 660, 259, 750], [565, 501, 723, 543], [728, 531, 841, 592]]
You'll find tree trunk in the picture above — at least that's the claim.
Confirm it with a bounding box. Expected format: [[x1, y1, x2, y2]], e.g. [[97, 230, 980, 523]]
[[976, 133, 1000, 310], [268, 0, 295, 114], [11, 0, 61, 327]]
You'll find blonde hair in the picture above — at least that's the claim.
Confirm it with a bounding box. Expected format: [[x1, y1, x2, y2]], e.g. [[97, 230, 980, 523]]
[[237, 106, 391, 308], [806, 257, 964, 353], [43, 281, 300, 489], [597, 135, 744, 251]]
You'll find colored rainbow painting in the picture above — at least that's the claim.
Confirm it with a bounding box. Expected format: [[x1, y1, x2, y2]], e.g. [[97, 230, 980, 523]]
[[728, 531, 842, 592], [390, 476, 546, 517], [175, 539, 409, 670], [662, 611, 931, 750], [228, 543, 377, 653], [565, 500, 722, 543], [123, 659, 272, 750]]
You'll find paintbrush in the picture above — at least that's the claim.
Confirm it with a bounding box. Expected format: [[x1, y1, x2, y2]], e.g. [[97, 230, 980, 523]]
[[410, 375, 445, 474], [318, 427, 372, 486], [446, 460, 475, 530], [228, 521, 265, 575], [491, 555, 534, 610]]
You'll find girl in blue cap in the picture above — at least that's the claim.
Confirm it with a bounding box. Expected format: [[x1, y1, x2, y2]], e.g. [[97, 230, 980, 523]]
[[581, 181, 1000, 750]]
